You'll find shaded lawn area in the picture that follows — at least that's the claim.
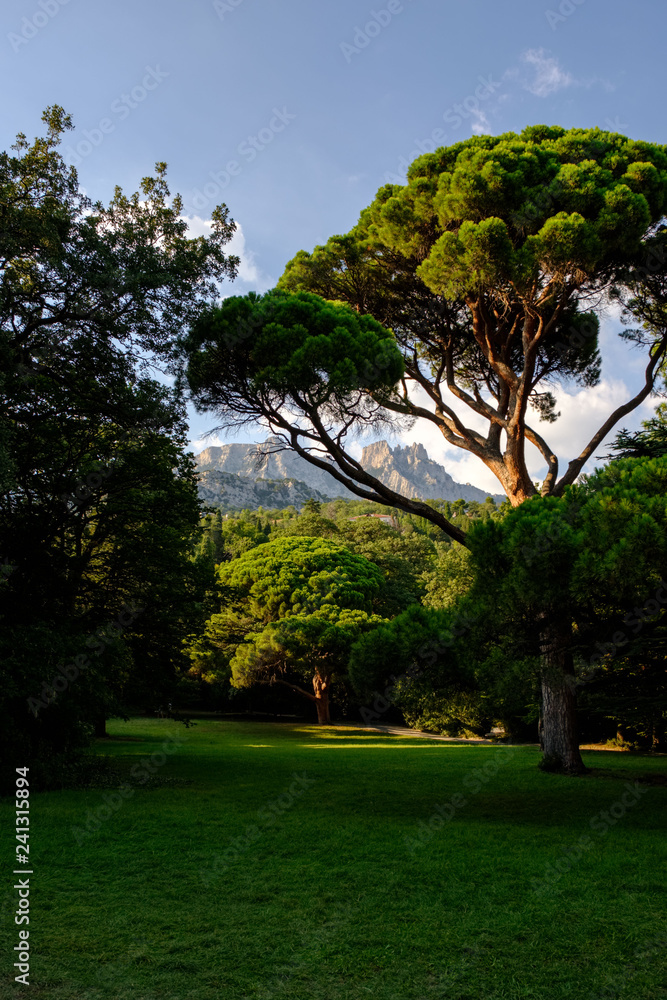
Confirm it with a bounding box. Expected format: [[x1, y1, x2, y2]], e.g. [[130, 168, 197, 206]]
[[2, 719, 666, 1000]]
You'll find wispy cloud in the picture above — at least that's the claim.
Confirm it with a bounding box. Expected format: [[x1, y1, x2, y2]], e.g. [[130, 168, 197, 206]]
[[184, 215, 273, 290], [521, 48, 573, 97], [470, 108, 490, 134]]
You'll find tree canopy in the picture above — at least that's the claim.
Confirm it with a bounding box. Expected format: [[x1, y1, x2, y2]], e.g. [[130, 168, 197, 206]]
[[276, 126, 667, 506]]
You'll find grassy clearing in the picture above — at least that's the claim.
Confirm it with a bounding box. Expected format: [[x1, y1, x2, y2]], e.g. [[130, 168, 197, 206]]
[[2, 719, 666, 1000]]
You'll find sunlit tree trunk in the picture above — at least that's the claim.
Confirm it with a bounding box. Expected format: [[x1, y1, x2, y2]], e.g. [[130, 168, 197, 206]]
[[313, 673, 331, 725]]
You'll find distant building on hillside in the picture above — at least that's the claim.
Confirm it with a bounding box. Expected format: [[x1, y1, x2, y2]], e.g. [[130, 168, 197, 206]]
[[347, 513, 396, 528]]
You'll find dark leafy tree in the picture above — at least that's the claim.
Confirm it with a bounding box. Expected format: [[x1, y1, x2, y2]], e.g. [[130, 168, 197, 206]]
[[465, 456, 667, 768], [0, 107, 238, 780]]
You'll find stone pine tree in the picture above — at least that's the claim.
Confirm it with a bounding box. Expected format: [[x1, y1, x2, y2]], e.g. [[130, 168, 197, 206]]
[[181, 126, 667, 772], [206, 536, 385, 723]]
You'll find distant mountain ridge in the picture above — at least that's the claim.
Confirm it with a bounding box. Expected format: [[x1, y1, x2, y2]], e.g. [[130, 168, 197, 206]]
[[194, 438, 505, 509], [196, 469, 334, 511]]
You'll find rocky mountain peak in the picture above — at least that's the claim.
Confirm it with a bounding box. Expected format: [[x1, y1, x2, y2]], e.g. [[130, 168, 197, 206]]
[[361, 440, 392, 466], [194, 438, 505, 508]]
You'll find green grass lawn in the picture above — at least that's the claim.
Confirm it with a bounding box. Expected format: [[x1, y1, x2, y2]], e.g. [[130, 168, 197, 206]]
[[2, 719, 666, 1000]]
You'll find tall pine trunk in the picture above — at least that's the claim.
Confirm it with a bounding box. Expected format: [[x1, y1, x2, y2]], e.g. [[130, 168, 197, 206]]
[[538, 615, 585, 774]]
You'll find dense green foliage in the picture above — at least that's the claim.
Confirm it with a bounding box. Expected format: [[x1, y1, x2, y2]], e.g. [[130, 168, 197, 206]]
[[189, 474, 667, 747], [194, 534, 386, 721], [186, 497, 503, 725], [183, 286, 404, 425], [607, 402, 667, 459], [4, 110, 667, 777], [459, 456, 667, 749]]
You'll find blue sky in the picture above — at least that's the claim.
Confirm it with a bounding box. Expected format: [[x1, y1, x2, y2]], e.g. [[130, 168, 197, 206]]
[[3, 0, 666, 492]]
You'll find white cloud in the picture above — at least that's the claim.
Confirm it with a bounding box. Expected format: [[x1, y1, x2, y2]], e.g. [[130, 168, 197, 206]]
[[521, 49, 573, 98], [190, 433, 224, 454], [525, 379, 659, 480], [470, 108, 490, 135], [190, 380, 665, 494], [183, 215, 273, 290]]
